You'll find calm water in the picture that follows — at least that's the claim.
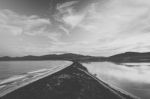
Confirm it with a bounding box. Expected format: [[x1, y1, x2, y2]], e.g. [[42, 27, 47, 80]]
[[0, 61, 70, 80], [0, 61, 149, 99], [83, 62, 150, 99]]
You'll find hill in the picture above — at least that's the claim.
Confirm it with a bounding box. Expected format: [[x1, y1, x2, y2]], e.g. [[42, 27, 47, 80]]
[[0, 53, 106, 62], [108, 52, 150, 62]]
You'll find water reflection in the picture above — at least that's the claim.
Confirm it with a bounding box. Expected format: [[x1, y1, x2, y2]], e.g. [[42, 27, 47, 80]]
[[83, 62, 150, 99]]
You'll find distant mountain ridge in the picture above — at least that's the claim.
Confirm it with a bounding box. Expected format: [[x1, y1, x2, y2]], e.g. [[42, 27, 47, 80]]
[[108, 52, 150, 62], [1, 52, 150, 62], [0, 53, 106, 62]]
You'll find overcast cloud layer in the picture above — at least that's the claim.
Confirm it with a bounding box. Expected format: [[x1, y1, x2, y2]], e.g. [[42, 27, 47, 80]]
[[0, 0, 150, 56]]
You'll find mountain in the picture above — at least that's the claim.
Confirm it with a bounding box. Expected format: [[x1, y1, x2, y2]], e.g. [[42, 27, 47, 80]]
[[108, 52, 150, 62], [2, 52, 150, 63], [0, 53, 106, 62]]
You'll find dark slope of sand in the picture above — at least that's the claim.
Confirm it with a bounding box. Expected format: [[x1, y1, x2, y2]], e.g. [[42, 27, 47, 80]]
[[1, 62, 137, 99]]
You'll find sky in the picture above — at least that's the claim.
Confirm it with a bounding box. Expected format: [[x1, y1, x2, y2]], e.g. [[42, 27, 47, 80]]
[[0, 0, 150, 56]]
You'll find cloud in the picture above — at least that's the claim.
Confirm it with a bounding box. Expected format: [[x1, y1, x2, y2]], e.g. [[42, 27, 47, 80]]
[[0, 9, 62, 56], [55, 0, 150, 56], [0, 9, 51, 36], [55, 1, 86, 31], [45, 0, 150, 56], [57, 1, 78, 9], [1, 0, 150, 56]]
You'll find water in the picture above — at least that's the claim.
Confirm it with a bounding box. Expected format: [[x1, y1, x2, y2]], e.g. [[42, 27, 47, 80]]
[[0, 61, 71, 80], [0, 61, 149, 99], [83, 62, 150, 99]]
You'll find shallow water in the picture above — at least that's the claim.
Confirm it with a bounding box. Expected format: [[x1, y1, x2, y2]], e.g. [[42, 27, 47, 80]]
[[83, 62, 150, 99], [0, 61, 149, 99], [0, 61, 70, 80]]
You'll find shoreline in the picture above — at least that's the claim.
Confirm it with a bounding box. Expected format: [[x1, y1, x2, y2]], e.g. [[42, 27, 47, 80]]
[[0, 62, 138, 99]]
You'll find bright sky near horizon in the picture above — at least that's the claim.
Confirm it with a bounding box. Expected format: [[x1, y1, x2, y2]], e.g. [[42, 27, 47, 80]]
[[0, 0, 150, 56]]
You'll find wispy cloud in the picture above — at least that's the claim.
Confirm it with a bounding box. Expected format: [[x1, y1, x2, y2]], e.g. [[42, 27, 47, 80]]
[[56, 0, 150, 56], [0, 9, 51, 36], [0, 9, 61, 56]]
